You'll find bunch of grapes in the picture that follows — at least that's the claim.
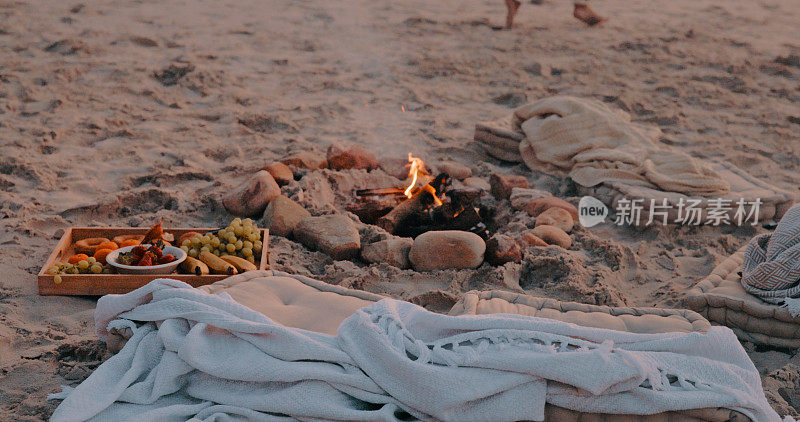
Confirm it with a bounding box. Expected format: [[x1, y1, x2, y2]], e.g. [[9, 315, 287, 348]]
[[45, 258, 113, 283], [181, 218, 263, 263]]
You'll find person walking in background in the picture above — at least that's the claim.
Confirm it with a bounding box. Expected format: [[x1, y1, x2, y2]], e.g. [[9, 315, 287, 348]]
[[505, 0, 606, 28]]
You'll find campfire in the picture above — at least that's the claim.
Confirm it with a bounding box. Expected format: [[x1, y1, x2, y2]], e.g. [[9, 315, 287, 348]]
[[348, 154, 489, 239]]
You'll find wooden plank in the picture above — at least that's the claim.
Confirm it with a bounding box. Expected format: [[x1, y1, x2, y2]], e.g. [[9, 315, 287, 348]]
[[259, 229, 270, 270], [38, 227, 270, 296]]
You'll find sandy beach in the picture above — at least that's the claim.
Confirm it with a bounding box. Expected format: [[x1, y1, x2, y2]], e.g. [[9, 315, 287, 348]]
[[2, 0, 800, 419]]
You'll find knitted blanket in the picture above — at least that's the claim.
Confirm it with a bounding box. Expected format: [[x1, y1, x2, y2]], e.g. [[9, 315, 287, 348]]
[[511, 96, 730, 196], [742, 204, 800, 315], [48, 278, 782, 421]]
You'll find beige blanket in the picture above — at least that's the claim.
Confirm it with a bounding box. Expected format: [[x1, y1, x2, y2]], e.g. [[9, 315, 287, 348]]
[[512, 96, 730, 196]]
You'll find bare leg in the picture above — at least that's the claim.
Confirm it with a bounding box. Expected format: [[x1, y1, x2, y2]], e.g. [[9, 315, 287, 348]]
[[573, 4, 606, 26], [505, 0, 521, 28]]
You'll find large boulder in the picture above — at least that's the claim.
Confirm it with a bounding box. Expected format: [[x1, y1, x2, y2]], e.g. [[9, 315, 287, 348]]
[[222, 170, 281, 217], [408, 230, 485, 271], [294, 214, 361, 260], [326, 142, 379, 171], [261, 195, 310, 237], [361, 237, 413, 269]]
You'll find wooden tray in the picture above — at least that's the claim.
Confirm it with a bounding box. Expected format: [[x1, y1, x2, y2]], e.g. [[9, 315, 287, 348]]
[[38, 227, 270, 296]]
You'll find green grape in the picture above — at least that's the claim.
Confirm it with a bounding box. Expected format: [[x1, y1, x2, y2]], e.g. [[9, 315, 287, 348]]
[[46, 266, 59, 275], [181, 245, 189, 253], [232, 218, 242, 225], [248, 233, 260, 242], [211, 237, 221, 247], [226, 243, 236, 253], [243, 218, 253, 225], [87, 257, 97, 264], [245, 255, 255, 263], [253, 242, 262, 252], [182, 239, 191, 247], [191, 237, 201, 247], [102, 267, 114, 274], [200, 245, 211, 252], [90, 264, 103, 274], [233, 226, 243, 236], [77, 260, 90, 270], [243, 240, 253, 250], [226, 233, 237, 243], [54, 275, 63, 284], [241, 247, 253, 257], [213, 249, 221, 256], [66, 267, 79, 274], [234, 240, 243, 250], [189, 248, 199, 258]]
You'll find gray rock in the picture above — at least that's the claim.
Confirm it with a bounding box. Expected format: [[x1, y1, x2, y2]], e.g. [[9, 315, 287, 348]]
[[409, 230, 485, 271], [361, 237, 413, 269], [294, 214, 361, 260], [222, 170, 281, 217], [262, 195, 310, 237]]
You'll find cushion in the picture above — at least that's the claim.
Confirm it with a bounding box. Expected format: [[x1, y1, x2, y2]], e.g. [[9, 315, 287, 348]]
[[686, 246, 800, 349], [199, 270, 384, 335], [450, 290, 711, 334], [106, 270, 384, 352]]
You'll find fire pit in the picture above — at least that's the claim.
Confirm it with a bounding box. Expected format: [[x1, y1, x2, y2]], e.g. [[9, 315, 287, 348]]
[[348, 154, 490, 239]]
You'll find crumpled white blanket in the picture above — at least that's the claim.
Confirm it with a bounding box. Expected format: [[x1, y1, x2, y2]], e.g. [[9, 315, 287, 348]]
[[49, 278, 784, 422]]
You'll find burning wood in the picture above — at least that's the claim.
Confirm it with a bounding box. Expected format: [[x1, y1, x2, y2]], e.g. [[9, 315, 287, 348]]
[[355, 187, 405, 197], [354, 153, 490, 237], [377, 173, 447, 234]]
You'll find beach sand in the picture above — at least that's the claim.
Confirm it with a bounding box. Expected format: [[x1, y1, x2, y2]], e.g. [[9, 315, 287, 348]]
[[1, 0, 800, 418]]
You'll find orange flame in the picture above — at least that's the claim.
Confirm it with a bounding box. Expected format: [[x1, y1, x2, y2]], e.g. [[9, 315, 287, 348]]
[[404, 153, 425, 198], [403, 153, 442, 206]]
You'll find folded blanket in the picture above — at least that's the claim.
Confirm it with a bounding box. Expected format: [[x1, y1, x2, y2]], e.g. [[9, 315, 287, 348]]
[[49, 278, 782, 422], [742, 204, 800, 315], [502, 96, 731, 196]]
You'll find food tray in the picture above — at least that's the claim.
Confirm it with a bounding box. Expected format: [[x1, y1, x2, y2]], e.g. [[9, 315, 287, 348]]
[[38, 227, 270, 295]]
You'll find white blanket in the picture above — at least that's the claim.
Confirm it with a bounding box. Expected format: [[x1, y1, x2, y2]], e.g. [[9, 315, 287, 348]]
[[49, 279, 782, 422]]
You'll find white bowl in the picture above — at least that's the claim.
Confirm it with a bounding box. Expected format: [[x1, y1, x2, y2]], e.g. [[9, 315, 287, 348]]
[[106, 244, 187, 275]]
